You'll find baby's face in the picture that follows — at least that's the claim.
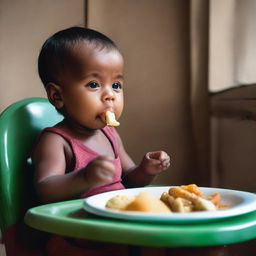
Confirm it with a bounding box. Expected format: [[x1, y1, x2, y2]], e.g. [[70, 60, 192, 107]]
[[57, 42, 124, 130]]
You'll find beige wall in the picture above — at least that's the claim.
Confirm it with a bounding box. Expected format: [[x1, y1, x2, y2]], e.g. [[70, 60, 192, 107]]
[[0, 0, 85, 112], [88, 0, 193, 185], [1, 0, 195, 186]]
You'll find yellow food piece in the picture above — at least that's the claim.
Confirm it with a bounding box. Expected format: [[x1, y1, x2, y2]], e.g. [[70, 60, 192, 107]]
[[160, 192, 193, 212], [160, 192, 174, 211], [123, 192, 171, 213], [169, 187, 216, 211], [105, 111, 120, 126], [172, 198, 186, 212], [180, 184, 203, 197], [106, 194, 134, 210]]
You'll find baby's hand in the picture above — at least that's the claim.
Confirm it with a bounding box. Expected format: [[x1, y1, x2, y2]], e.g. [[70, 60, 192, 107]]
[[83, 156, 116, 187], [141, 151, 170, 176]]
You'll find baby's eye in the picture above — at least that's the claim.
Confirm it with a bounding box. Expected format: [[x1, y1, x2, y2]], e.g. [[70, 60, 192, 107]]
[[87, 82, 100, 89], [112, 82, 122, 90]]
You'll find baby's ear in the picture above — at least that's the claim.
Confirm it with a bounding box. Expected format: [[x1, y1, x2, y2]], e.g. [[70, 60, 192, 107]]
[[46, 82, 64, 109]]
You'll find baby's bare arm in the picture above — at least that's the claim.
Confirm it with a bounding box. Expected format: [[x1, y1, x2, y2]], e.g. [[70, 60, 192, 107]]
[[33, 132, 87, 203], [33, 132, 115, 203], [115, 133, 170, 187]]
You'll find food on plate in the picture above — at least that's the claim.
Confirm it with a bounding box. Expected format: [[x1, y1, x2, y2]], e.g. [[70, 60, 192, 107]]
[[123, 192, 171, 213], [207, 192, 229, 209], [105, 184, 228, 214], [162, 184, 229, 212], [172, 198, 188, 212], [106, 194, 134, 210], [160, 192, 174, 211], [168, 187, 216, 211], [105, 110, 120, 126], [180, 184, 203, 197], [160, 192, 192, 213]]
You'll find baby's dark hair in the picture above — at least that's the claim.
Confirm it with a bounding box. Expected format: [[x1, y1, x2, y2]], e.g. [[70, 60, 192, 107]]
[[38, 26, 118, 87]]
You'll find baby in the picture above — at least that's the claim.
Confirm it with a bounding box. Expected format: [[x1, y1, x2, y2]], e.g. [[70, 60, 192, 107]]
[[33, 26, 170, 255]]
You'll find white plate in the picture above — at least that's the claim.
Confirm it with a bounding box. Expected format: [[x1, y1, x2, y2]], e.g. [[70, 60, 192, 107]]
[[83, 186, 256, 223]]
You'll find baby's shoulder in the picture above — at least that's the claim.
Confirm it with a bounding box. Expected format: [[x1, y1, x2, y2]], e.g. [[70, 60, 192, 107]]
[[40, 129, 66, 143], [34, 130, 67, 153], [31, 129, 73, 165], [37, 123, 71, 145]]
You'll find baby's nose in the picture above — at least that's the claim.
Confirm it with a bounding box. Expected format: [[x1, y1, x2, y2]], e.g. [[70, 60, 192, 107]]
[[102, 88, 115, 101]]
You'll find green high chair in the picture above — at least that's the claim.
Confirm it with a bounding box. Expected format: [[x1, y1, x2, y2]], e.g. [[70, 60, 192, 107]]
[[0, 97, 63, 254]]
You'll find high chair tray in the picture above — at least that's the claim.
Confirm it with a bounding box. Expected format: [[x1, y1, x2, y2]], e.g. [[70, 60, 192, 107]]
[[25, 194, 256, 247]]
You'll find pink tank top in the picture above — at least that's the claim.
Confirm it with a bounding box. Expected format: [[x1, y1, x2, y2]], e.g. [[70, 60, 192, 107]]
[[43, 123, 125, 198]]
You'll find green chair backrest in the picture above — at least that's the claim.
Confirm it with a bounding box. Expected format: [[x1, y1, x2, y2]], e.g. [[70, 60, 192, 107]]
[[0, 97, 63, 232]]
